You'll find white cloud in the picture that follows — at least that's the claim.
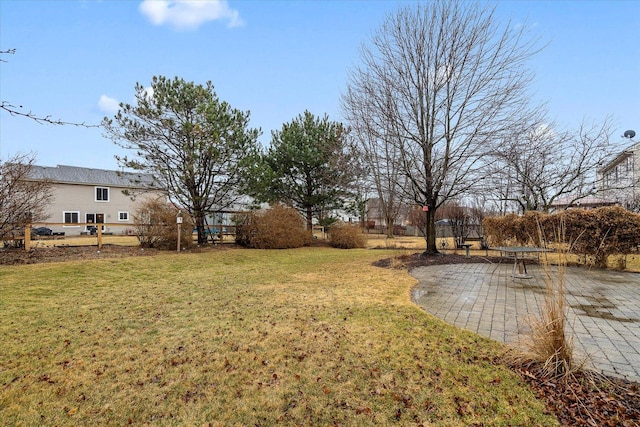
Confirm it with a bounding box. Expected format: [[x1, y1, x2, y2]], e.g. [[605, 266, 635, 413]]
[[531, 123, 556, 140], [98, 95, 120, 114], [142, 86, 154, 101], [139, 0, 244, 31]]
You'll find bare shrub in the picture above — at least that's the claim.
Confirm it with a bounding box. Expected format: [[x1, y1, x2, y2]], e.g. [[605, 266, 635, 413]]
[[235, 204, 312, 249], [436, 202, 471, 248], [484, 207, 640, 268], [0, 153, 52, 240], [133, 199, 194, 250], [328, 223, 367, 249], [564, 207, 640, 268]]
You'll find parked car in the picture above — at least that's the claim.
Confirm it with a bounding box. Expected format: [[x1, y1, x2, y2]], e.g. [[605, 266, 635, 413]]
[[32, 226, 53, 236]]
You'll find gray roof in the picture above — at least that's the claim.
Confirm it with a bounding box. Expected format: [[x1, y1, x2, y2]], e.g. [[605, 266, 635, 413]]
[[28, 165, 159, 189], [598, 140, 639, 174]]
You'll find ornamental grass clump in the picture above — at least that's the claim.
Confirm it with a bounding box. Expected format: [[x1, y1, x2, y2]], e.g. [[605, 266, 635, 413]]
[[521, 263, 575, 378], [328, 223, 367, 249], [509, 220, 577, 380]]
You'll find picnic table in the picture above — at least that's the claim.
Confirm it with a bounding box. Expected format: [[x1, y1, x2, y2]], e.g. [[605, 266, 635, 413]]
[[491, 246, 552, 279]]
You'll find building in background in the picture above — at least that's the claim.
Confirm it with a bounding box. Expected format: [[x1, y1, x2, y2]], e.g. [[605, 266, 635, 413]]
[[27, 165, 165, 236], [597, 130, 639, 210]]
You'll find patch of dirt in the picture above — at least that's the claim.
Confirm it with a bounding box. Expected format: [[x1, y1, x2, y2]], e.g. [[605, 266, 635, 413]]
[[379, 251, 640, 427], [372, 252, 507, 270]]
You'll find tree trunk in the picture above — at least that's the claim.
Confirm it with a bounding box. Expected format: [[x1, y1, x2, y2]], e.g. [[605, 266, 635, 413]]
[[386, 219, 394, 238], [423, 208, 439, 255], [194, 211, 207, 245], [306, 206, 313, 234]]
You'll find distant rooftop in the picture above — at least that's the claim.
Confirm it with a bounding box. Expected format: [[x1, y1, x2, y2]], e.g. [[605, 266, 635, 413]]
[[598, 134, 639, 174], [28, 165, 159, 189], [550, 195, 617, 208]]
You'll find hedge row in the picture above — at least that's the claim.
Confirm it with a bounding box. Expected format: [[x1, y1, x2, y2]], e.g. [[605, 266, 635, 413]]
[[483, 206, 640, 268]]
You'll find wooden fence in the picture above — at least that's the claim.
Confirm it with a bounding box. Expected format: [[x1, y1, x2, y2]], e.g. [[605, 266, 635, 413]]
[[3, 222, 236, 251]]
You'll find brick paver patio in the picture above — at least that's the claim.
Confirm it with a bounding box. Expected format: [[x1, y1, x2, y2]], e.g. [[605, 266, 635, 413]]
[[411, 263, 640, 381]]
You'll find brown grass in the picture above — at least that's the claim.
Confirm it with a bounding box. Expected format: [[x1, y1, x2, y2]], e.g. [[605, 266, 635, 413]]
[[29, 235, 141, 248], [509, 223, 576, 380], [365, 234, 431, 250], [0, 248, 558, 426], [513, 262, 576, 379]]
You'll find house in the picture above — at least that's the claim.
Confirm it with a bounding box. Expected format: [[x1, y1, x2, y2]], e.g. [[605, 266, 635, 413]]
[[365, 198, 412, 235], [27, 165, 165, 236], [597, 130, 639, 209]]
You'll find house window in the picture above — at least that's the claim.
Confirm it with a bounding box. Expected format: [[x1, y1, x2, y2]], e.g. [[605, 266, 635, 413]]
[[96, 187, 109, 202], [63, 211, 80, 226], [86, 213, 105, 232], [118, 211, 129, 221]]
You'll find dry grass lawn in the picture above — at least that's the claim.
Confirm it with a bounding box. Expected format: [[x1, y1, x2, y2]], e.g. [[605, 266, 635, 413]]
[[29, 235, 141, 248], [0, 247, 560, 425], [29, 232, 640, 272]]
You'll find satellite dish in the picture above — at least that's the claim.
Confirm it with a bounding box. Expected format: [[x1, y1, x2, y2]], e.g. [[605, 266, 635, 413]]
[[624, 130, 636, 139]]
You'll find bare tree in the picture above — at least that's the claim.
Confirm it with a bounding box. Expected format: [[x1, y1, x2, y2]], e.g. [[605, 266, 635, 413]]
[[436, 202, 471, 248], [343, 1, 541, 254], [487, 118, 612, 212], [342, 143, 372, 229], [345, 91, 410, 238], [0, 153, 52, 240]]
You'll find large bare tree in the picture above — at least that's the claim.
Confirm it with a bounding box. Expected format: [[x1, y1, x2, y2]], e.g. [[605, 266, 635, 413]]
[[0, 153, 52, 240], [486, 118, 612, 212], [343, 0, 540, 254], [347, 105, 409, 238]]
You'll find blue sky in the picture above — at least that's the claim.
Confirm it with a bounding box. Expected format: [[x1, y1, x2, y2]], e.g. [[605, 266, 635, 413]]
[[1, 0, 638, 170]]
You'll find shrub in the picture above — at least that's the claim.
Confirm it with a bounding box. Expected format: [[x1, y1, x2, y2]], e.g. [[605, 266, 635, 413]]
[[235, 204, 312, 249], [133, 199, 194, 250], [328, 223, 367, 249], [483, 207, 640, 268], [563, 206, 640, 268]]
